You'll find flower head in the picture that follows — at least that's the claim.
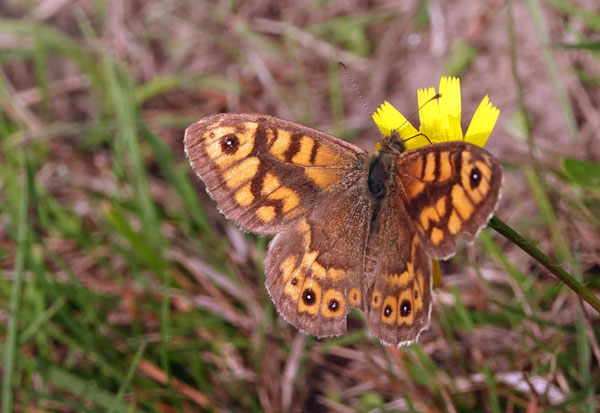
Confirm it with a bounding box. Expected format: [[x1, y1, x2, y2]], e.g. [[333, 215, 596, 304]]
[[372, 77, 499, 150], [372, 77, 500, 288]]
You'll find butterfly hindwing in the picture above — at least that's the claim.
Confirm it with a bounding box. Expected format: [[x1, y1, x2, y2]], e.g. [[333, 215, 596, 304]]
[[365, 195, 433, 346], [265, 179, 373, 337], [184, 113, 367, 235], [395, 141, 503, 259]]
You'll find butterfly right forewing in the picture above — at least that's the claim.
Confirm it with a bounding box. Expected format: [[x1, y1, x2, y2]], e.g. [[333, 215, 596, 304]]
[[395, 141, 503, 259]]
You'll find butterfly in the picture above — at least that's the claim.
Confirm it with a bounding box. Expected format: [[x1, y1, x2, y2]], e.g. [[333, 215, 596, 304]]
[[184, 113, 502, 346]]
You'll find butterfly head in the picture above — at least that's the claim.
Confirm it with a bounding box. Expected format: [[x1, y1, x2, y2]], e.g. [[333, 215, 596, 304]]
[[380, 129, 433, 156], [377, 129, 406, 155]]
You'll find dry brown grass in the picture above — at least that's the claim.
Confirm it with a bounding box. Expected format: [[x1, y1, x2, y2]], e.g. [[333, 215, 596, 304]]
[[0, 0, 599, 412]]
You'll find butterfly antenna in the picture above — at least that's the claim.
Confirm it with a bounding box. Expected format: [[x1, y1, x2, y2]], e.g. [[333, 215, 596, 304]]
[[339, 61, 391, 146], [339, 62, 371, 116], [404, 133, 432, 145], [399, 93, 441, 145]]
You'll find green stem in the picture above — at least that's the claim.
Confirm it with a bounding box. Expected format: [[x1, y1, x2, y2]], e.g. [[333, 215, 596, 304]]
[[489, 216, 600, 314]]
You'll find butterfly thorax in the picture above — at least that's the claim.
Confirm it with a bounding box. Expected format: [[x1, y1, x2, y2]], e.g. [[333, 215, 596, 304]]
[[366, 134, 406, 201]]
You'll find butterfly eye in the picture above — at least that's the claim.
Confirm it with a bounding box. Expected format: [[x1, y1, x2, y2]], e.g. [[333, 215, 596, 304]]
[[469, 167, 482, 189]]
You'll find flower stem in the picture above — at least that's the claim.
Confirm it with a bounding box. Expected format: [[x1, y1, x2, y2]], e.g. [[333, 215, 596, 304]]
[[489, 216, 600, 314]]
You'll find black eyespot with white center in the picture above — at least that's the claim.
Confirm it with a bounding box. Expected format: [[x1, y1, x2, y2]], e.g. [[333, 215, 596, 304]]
[[220, 133, 240, 154], [400, 300, 411, 317], [302, 288, 316, 306], [328, 298, 340, 312], [470, 167, 482, 189], [383, 305, 393, 317]]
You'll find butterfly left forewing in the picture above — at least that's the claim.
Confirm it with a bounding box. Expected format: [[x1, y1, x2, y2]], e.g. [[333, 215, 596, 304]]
[[395, 141, 502, 259], [185, 113, 367, 235]]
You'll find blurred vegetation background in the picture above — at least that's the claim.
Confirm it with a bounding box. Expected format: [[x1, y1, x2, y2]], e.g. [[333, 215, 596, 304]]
[[1, 0, 599, 412]]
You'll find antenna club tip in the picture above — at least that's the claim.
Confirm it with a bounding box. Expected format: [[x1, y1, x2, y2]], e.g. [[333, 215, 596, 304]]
[[338, 61, 347, 71]]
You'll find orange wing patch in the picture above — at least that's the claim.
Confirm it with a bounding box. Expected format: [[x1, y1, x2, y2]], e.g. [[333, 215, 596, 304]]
[[298, 279, 322, 315], [256, 205, 277, 222], [269, 129, 292, 161], [406, 181, 425, 199], [269, 187, 300, 213], [385, 265, 413, 287], [348, 288, 362, 307], [234, 182, 254, 207], [304, 168, 347, 189], [448, 209, 462, 234], [423, 152, 436, 181], [291, 136, 315, 166], [313, 143, 346, 166], [381, 296, 398, 324], [321, 289, 345, 318], [412, 279, 424, 315], [397, 290, 415, 326], [431, 227, 444, 246], [371, 290, 382, 308], [451, 184, 475, 221], [223, 157, 260, 189], [438, 151, 453, 181]]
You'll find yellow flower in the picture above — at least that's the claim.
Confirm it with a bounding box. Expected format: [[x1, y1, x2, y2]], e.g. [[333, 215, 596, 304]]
[[372, 76, 499, 150], [372, 77, 499, 288]]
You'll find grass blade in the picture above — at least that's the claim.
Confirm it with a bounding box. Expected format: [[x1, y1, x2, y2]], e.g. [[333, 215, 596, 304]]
[[1, 152, 30, 413]]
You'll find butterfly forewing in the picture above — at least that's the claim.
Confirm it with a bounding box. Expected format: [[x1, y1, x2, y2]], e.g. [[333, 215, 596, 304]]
[[184, 113, 367, 235], [395, 142, 503, 259]]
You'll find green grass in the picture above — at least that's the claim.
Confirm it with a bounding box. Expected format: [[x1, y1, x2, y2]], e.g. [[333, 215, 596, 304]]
[[0, 1, 599, 412]]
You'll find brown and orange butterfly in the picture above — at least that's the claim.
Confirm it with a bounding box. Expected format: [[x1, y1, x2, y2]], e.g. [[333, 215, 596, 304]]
[[185, 113, 502, 346]]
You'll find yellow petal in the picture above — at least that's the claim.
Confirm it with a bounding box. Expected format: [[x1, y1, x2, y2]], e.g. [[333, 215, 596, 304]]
[[418, 87, 444, 143], [464, 95, 499, 147], [373, 77, 499, 152], [438, 76, 463, 141], [372, 101, 419, 142]]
